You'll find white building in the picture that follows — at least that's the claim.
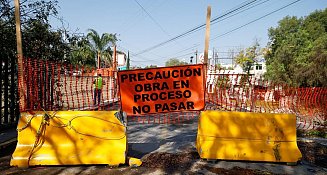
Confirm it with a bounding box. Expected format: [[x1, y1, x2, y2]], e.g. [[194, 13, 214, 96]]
[[206, 58, 267, 93], [249, 58, 266, 79], [117, 52, 127, 70]]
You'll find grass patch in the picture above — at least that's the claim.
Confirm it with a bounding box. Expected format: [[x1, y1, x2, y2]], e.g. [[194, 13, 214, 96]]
[[297, 128, 327, 138]]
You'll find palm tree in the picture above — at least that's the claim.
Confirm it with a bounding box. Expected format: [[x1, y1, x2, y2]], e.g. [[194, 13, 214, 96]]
[[86, 29, 117, 68], [70, 37, 96, 67]]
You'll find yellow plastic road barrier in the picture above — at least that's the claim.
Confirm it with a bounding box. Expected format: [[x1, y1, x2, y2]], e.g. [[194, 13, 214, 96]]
[[196, 111, 302, 163], [11, 111, 127, 167]]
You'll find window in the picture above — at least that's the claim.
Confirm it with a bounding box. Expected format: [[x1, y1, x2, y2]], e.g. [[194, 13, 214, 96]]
[[256, 64, 262, 70]]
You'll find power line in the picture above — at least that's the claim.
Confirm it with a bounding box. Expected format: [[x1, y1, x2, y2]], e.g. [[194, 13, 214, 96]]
[[132, 0, 269, 62], [173, 51, 194, 59], [211, 0, 271, 26], [156, 0, 301, 62], [125, 0, 301, 66], [125, 50, 163, 63], [117, 43, 165, 63], [118, 0, 157, 34], [135, 0, 262, 55], [162, 44, 199, 59], [211, 0, 302, 41], [130, 60, 147, 67], [134, 0, 169, 36], [134, 0, 190, 54]]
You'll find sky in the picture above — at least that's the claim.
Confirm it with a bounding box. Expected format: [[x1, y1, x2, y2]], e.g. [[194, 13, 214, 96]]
[[50, 0, 327, 67]]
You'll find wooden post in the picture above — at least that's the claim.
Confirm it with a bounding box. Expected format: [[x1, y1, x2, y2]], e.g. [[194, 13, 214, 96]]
[[14, 0, 26, 111], [203, 6, 211, 92], [204, 6, 211, 65]]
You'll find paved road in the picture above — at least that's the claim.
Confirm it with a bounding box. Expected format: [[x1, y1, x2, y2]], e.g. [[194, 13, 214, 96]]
[[1, 115, 327, 175], [126, 117, 327, 175]]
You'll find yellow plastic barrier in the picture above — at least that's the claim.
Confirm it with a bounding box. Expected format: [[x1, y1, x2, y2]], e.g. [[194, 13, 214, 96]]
[[196, 111, 302, 163], [11, 111, 127, 167]]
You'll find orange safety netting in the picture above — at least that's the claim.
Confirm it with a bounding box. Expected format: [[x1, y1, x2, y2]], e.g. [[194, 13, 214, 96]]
[[206, 69, 327, 129], [20, 58, 119, 112], [17, 58, 327, 128]]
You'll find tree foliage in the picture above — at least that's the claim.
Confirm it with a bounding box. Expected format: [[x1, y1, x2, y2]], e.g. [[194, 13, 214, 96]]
[[86, 29, 117, 68], [0, 0, 119, 69], [235, 41, 262, 74], [165, 58, 188, 67], [68, 35, 96, 67], [265, 9, 327, 87], [23, 20, 69, 60], [144, 65, 157, 69], [67, 29, 119, 68], [0, 0, 69, 61]]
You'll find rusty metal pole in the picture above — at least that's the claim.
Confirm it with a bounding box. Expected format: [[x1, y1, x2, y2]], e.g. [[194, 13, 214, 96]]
[[14, 0, 26, 111]]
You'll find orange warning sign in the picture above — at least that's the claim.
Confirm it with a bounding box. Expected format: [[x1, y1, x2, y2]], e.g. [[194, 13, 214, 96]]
[[118, 64, 205, 115]]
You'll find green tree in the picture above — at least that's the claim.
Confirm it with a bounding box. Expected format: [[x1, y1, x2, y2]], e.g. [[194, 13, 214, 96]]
[[144, 65, 157, 69], [0, 0, 68, 61], [214, 64, 223, 70], [301, 34, 327, 86], [265, 9, 327, 86], [68, 35, 96, 67], [130, 66, 142, 69], [86, 29, 117, 68], [235, 41, 262, 74], [165, 58, 188, 67], [23, 20, 69, 61]]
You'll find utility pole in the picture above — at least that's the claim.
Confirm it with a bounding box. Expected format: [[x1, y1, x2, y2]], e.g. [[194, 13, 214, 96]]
[[14, 0, 25, 110], [203, 6, 211, 92], [203, 5, 211, 91], [195, 50, 198, 64], [212, 47, 215, 68], [215, 50, 218, 66], [231, 50, 235, 67], [127, 51, 130, 70], [203, 6, 211, 65]]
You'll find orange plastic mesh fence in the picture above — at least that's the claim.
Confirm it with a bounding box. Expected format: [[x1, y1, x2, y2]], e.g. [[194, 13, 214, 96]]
[[18, 58, 326, 128], [20, 58, 119, 111], [206, 69, 326, 129]]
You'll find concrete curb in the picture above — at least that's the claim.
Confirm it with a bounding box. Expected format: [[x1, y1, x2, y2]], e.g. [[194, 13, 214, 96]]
[[297, 137, 327, 146]]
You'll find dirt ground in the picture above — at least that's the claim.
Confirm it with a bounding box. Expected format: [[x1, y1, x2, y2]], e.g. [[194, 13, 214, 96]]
[[297, 142, 327, 168], [0, 140, 326, 175], [143, 141, 327, 175]]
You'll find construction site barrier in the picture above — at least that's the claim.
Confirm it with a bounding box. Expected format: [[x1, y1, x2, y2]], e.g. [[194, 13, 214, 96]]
[[11, 111, 127, 167], [17, 58, 326, 127], [8, 57, 325, 167], [206, 70, 326, 129], [196, 111, 302, 163], [20, 58, 119, 112]]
